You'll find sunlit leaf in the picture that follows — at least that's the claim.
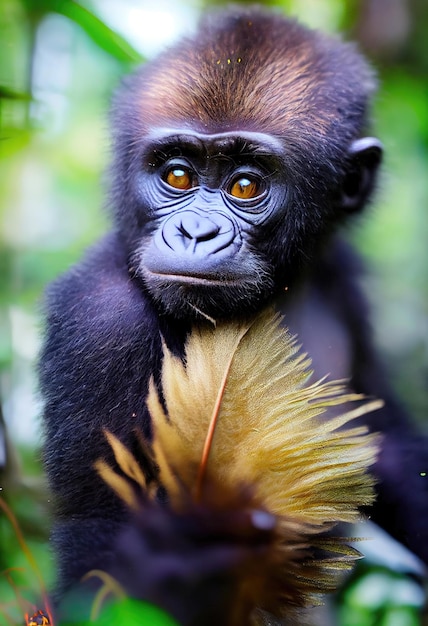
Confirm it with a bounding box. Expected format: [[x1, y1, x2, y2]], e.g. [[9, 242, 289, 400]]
[[21, 0, 143, 64]]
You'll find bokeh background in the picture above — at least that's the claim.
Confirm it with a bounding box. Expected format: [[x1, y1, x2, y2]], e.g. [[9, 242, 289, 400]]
[[1, 0, 427, 623]]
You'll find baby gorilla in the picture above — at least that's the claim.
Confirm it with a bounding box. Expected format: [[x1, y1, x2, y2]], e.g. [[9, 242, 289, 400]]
[[39, 6, 428, 605]]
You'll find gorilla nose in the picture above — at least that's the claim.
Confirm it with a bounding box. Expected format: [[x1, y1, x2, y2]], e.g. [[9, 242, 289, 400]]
[[178, 212, 220, 243], [159, 210, 238, 257]]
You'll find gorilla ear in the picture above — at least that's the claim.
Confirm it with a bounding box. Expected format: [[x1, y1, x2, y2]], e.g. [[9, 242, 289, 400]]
[[341, 137, 383, 212]]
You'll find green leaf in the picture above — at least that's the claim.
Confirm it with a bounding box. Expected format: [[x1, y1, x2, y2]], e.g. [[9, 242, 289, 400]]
[[0, 86, 32, 101], [22, 0, 143, 64]]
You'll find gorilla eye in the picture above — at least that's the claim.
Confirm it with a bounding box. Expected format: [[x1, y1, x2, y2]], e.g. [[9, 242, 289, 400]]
[[164, 167, 194, 190], [229, 176, 263, 200]]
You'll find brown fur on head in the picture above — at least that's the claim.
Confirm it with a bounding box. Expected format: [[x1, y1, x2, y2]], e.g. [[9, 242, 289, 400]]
[[114, 7, 376, 149]]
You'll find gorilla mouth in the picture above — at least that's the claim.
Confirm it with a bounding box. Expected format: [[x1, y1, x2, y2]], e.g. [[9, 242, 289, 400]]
[[144, 269, 246, 287]]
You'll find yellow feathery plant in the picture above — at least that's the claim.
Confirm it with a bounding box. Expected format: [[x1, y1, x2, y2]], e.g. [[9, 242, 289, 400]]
[[148, 309, 380, 519], [97, 308, 382, 623]]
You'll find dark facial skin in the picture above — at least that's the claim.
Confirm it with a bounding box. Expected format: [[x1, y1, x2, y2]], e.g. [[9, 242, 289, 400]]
[[130, 130, 285, 319]]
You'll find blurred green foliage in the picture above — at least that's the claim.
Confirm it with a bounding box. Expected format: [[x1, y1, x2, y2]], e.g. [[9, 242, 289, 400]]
[[60, 596, 180, 625], [336, 563, 426, 626], [0, 0, 427, 623]]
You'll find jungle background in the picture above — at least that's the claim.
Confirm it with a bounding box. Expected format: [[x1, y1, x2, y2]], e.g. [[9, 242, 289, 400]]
[[1, 0, 427, 624]]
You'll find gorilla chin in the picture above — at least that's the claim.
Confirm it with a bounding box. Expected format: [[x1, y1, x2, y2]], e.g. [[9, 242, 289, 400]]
[[142, 268, 275, 321]]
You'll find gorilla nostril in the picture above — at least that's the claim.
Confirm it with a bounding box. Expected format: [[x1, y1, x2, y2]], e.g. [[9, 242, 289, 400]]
[[177, 223, 192, 240]]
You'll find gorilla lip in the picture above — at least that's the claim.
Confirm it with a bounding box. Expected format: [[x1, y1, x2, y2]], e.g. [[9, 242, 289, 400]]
[[144, 269, 244, 287]]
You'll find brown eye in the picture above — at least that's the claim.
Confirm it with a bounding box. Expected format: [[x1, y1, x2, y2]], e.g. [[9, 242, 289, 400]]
[[230, 176, 262, 200], [165, 167, 193, 190]]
